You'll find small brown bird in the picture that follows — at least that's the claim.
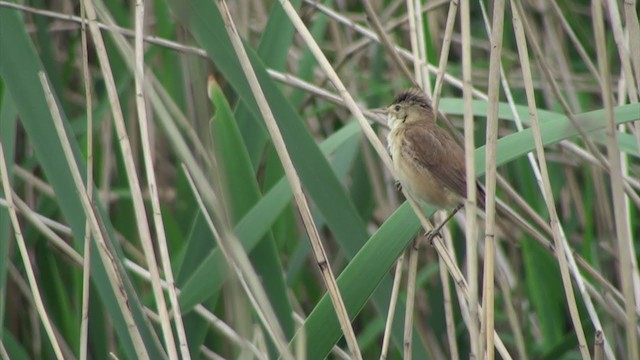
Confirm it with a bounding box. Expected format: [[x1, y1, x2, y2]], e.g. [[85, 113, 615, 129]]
[[384, 89, 485, 234]]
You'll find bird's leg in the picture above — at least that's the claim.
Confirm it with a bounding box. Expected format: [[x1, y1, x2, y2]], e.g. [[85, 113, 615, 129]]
[[426, 204, 464, 245]]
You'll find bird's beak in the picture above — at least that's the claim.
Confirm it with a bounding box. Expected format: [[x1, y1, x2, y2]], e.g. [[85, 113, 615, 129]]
[[370, 107, 389, 115], [364, 107, 390, 128]]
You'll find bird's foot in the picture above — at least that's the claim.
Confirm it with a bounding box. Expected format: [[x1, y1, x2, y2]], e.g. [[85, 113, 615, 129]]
[[395, 181, 402, 191], [424, 229, 442, 246]]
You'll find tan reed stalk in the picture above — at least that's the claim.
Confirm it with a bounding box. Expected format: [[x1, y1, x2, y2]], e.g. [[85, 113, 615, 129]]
[[460, 0, 480, 357], [540, 16, 582, 112], [430, 197, 461, 355], [616, 70, 640, 356], [11, 166, 54, 197], [9, 194, 82, 265], [603, 0, 639, 102], [430, 0, 458, 113], [98, 106, 114, 214], [412, 0, 431, 93], [193, 304, 267, 360], [133, 0, 190, 357], [402, 2, 427, 357], [496, 270, 528, 360], [623, 0, 640, 91], [79, 0, 178, 355], [0, 141, 64, 360], [252, 326, 268, 359], [362, 0, 417, 85], [38, 71, 149, 359], [198, 346, 224, 360], [78, 1, 93, 359], [482, 0, 507, 358], [379, 253, 406, 360], [594, 1, 638, 358], [0, 341, 8, 360], [594, 330, 604, 360], [403, 243, 420, 360], [405, 0, 424, 87], [607, 0, 640, 180], [439, 254, 460, 360], [547, 0, 600, 83], [6, 264, 78, 358]]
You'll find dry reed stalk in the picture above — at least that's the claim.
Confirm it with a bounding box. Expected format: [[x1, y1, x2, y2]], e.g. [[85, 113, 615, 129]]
[[78, 1, 93, 359], [482, 0, 507, 357], [460, 0, 480, 356], [79, 0, 178, 355], [439, 248, 460, 360], [39, 71, 149, 359], [403, 243, 420, 360], [0, 130, 64, 360], [133, 0, 190, 357], [379, 253, 406, 360], [594, 0, 638, 358]]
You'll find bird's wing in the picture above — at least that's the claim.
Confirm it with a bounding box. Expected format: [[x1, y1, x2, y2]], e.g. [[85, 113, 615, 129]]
[[403, 125, 487, 209], [402, 124, 468, 200]]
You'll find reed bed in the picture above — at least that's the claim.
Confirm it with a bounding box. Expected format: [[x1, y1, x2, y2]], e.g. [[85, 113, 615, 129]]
[[0, 0, 639, 359]]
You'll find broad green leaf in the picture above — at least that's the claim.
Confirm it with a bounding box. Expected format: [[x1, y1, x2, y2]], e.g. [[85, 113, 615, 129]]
[[0, 85, 17, 332], [439, 99, 639, 157], [177, 123, 361, 310], [210, 83, 294, 339]]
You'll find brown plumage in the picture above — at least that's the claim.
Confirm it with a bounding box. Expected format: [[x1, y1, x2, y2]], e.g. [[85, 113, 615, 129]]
[[386, 89, 485, 210]]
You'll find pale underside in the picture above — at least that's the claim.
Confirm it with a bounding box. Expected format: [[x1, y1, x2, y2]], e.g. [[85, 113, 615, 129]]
[[387, 124, 463, 209]]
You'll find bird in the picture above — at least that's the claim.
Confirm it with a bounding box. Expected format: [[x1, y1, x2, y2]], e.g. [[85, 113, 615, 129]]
[[383, 88, 485, 238]]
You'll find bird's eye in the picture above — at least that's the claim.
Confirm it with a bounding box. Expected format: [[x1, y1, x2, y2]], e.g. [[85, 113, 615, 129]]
[[394, 105, 401, 112]]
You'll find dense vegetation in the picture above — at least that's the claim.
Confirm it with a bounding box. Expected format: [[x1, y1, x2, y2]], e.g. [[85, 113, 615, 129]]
[[0, 0, 639, 359]]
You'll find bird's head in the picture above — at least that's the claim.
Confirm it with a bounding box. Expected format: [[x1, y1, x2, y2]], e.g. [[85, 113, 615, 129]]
[[386, 89, 433, 128]]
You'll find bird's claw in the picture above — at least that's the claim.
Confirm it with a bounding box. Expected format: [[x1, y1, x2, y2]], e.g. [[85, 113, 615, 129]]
[[424, 229, 442, 246]]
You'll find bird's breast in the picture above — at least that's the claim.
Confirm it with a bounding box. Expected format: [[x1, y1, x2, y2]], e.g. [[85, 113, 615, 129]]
[[388, 126, 460, 208]]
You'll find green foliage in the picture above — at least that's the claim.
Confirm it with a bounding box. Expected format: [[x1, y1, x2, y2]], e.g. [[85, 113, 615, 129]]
[[0, 0, 638, 359]]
